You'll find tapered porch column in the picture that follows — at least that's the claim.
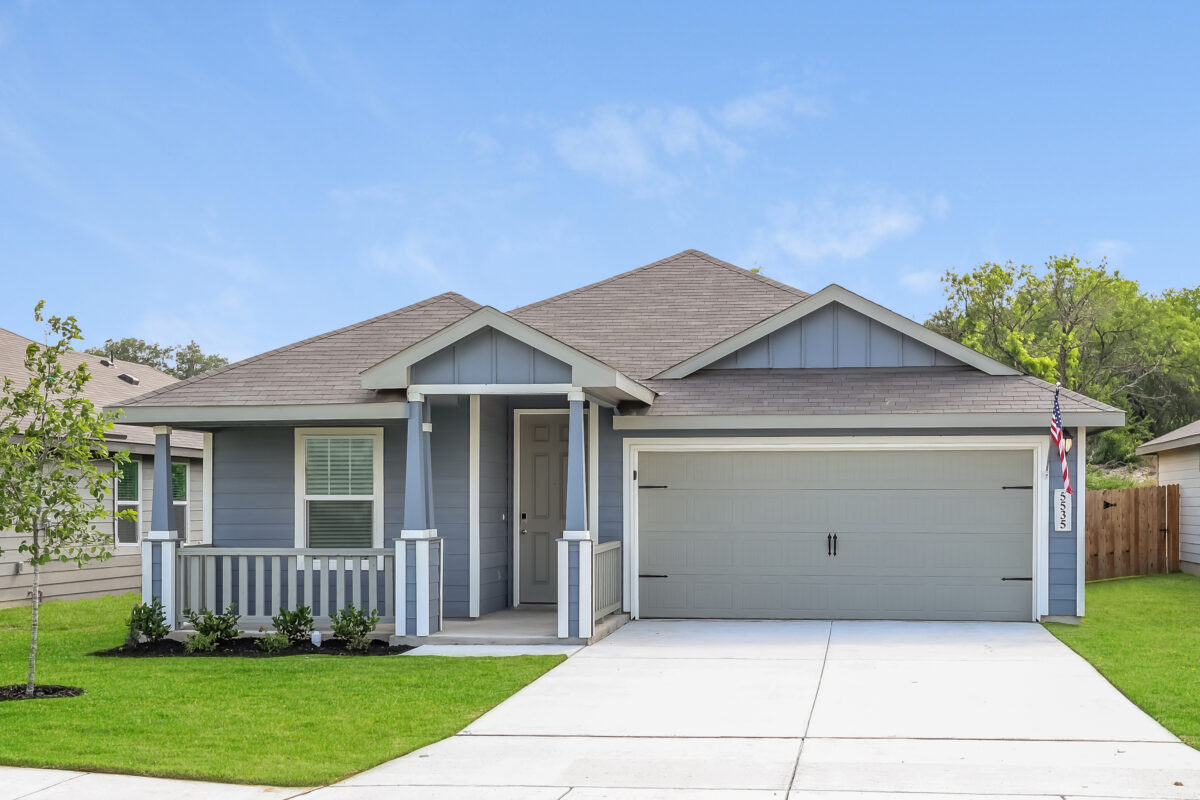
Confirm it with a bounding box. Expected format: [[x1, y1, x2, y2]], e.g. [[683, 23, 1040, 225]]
[[558, 393, 593, 639], [141, 426, 179, 629], [396, 394, 442, 637]]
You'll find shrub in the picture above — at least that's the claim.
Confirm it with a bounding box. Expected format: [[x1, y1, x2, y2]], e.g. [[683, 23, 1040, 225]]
[[330, 604, 380, 652], [272, 605, 314, 645], [256, 632, 290, 654], [183, 603, 241, 646], [127, 599, 169, 645], [184, 632, 217, 653]]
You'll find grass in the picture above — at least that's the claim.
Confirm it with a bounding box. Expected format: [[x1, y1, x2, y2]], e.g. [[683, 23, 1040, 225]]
[[0, 593, 564, 786], [1044, 572, 1200, 747]]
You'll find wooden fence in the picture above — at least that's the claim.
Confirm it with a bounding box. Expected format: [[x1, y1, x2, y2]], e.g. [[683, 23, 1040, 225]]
[[1086, 485, 1180, 580]]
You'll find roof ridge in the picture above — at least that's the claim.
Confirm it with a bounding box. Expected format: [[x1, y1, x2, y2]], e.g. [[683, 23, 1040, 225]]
[[120, 292, 480, 407], [509, 249, 805, 316]]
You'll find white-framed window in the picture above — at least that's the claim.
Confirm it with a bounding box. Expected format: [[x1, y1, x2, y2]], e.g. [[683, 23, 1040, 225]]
[[172, 461, 189, 539], [294, 428, 384, 548], [115, 457, 141, 545]]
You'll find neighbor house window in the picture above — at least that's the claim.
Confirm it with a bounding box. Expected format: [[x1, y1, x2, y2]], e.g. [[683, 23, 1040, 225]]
[[296, 429, 383, 548], [172, 461, 189, 539], [115, 458, 140, 545]]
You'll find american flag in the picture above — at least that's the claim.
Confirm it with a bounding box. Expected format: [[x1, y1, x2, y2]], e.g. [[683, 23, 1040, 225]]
[[1050, 386, 1073, 495]]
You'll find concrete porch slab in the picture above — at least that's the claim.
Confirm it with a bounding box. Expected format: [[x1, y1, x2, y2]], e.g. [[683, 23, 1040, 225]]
[[463, 655, 822, 737], [808, 655, 1176, 741], [793, 738, 1200, 798], [403, 644, 581, 657], [336, 735, 802, 791]]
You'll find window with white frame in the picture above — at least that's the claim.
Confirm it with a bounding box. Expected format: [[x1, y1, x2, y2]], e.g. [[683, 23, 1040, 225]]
[[296, 429, 383, 548], [172, 461, 189, 539], [115, 458, 140, 545]]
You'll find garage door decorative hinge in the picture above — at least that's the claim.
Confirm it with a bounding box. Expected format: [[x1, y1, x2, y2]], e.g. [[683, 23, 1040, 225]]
[[638, 484, 668, 489]]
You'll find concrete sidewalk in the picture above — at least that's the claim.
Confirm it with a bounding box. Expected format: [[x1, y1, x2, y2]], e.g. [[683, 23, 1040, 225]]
[[6, 620, 1200, 799]]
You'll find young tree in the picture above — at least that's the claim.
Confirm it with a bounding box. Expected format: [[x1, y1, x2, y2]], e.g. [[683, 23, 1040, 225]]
[[0, 303, 134, 696]]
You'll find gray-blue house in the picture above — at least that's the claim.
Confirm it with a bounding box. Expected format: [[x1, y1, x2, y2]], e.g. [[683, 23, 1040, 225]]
[[114, 250, 1124, 642]]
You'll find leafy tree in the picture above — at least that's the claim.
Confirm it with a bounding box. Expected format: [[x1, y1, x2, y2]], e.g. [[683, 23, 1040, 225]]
[[0, 303, 135, 696], [926, 256, 1200, 464], [86, 337, 228, 379]]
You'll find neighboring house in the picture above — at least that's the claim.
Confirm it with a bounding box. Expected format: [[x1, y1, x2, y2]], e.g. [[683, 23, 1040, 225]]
[[115, 250, 1124, 640], [0, 328, 205, 608], [1137, 419, 1200, 574]]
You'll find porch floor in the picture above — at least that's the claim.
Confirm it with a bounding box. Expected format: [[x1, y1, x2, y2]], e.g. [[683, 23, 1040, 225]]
[[391, 605, 574, 647]]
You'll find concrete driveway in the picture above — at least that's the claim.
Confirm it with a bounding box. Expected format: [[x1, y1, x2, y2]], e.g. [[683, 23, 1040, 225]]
[[306, 619, 1200, 799]]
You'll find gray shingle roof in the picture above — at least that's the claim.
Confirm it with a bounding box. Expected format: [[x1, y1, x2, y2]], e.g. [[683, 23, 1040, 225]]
[[0, 327, 203, 451], [510, 250, 807, 380], [622, 367, 1122, 417], [1137, 418, 1200, 453], [121, 293, 480, 408]]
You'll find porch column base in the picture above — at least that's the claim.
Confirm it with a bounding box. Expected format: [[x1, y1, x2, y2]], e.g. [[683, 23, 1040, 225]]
[[557, 535, 593, 639], [141, 535, 179, 630], [395, 532, 442, 636]]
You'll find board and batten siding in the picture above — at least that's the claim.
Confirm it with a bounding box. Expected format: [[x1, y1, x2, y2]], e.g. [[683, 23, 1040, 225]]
[[412, 326, 571, 385], [711, 301, 964, 370], [1158, 446, 1200, 567], [478, 395, 511, 615], [431, 398, 471, 618]]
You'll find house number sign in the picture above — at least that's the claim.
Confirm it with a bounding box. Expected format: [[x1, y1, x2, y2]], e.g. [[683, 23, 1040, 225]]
[[1053, 489, 1072, 532]]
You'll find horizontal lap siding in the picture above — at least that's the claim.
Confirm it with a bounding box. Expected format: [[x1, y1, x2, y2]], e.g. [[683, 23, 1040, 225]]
[[1159, 447, 1200, 564]]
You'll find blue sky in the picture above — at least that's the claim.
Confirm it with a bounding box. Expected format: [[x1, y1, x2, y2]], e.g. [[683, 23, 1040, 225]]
[[1, 2, 1197, 360]]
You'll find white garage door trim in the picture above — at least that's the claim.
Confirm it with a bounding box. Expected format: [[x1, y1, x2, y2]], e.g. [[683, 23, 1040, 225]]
[[622, 436, 1051, 621]]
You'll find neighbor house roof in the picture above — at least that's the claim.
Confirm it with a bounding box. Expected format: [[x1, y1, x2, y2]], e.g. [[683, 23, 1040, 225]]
[[616, 367, 1122, 427], [0, 327, 203, 453], [509, 249, 808, 380], [119, 292, 481, 409], [1136, 419, 1200, 455]]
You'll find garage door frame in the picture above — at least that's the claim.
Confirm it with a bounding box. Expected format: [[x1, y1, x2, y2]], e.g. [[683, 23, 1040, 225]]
[[622, 435, 1051, 622]]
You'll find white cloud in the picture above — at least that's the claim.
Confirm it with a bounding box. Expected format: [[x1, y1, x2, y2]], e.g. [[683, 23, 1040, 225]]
[[762, 187, 929, 262], [367, 232, 446, 282], [899, 270, 942, 292], [459, 130, 500, 158], [1091, 239, 1132, 263], [717, 88, 825, 130], [329, 182, 405, 208], [555, 104, 741, 195]]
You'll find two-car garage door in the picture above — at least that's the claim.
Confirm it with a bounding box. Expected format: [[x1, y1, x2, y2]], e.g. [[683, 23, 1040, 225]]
[[636, 449, 1035, 621]]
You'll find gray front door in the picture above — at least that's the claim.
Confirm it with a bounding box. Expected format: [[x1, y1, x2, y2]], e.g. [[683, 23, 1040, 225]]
[[638, 449, 1035, 621], [518, 415, 569, 603]]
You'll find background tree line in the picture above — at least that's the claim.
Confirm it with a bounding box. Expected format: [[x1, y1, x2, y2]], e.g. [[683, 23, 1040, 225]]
[[85, 338, 228, 380], [926, 256, 1200, 464]]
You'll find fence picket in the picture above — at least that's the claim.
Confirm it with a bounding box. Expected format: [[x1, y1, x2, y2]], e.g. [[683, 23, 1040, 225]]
[[1086, 486, 1180, 580]]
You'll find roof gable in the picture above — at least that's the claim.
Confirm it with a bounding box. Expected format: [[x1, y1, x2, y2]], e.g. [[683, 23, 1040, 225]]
[[509, 249, 807, 380], [1137, 419, 1200, 455], [656, 284, 1021, 379]]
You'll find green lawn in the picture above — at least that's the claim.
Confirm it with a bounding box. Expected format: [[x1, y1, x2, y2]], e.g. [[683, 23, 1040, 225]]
[[0, 594, 564, 786], [1044, 572, 1200, 747]]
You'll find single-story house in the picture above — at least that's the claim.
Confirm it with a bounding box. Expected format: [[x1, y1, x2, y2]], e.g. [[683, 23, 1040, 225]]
[[114, 250, 1124, 641], [0, 327, 206, 608], [1137, 419, 1200, 574]]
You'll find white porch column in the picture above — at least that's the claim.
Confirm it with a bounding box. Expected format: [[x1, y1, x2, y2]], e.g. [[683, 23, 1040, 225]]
[[145, 426, 179, 629], [400, 393, 441, 637], [559, 392, 593, 639]]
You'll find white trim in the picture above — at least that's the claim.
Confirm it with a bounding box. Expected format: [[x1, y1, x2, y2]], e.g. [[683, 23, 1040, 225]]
[[567, 389, 586, 402], [153, 425, 172, 436], [512, 408, 591, 606], [1137, 431, 1200, 455], [293, 427, 385, 549], [469, 394, 481, 618], [400, 529, 438, 539], [172, 460, 190, 543], [1076, 426, 1087, 616], [415, 540, 430, 636], [411, 383, 577, 396], [140, 540, 153, 603], [621, 435, 1050, 623], [577, 538, 593, 638], [557, 539, 569, 638], [114, 401, 410, 426], [115, 455, 142, 547], [588, 401, 600, 541], [422, 422, 433, 433], [395, 539, 408, 635], [613, 411, 1125, 430], [202, 433, 213, 545], [160, 539, 177, 630], [655, 283, 1022, 379], [562, 530, 591, 540]]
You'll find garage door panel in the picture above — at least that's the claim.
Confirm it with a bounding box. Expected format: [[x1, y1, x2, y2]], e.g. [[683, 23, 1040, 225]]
[[637, 450, 1034, 621]]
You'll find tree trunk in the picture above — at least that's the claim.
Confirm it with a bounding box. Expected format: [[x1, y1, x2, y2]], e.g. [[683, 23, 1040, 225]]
[[26, 557, 40, 697]]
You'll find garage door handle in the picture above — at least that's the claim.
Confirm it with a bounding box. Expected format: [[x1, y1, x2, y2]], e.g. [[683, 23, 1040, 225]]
[[827, 533, 832, 556], [833, 533, 838, 556]]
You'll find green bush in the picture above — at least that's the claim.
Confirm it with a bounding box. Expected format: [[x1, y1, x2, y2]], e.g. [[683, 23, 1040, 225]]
[[183, 603, 241, 645], [184, 632, 217, 653], [127, 599, 169, 645], [330, 604, 380, 652], [256, 631, 290, 654], [272, 605, 314, 645]]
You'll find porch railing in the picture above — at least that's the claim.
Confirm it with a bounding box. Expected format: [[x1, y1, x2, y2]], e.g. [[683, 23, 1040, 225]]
[[593, 540, 622, 622], [175, 546, 395, 628]]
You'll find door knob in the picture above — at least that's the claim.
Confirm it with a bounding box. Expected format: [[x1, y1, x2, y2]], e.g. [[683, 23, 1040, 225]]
[[520, 528, 528, 535]]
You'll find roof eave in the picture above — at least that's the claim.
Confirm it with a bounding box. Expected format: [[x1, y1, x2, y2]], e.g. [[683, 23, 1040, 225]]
[[1136, 432, 1200, 455], [613, 409, 1126, 431], [108, 401, 411, 428]]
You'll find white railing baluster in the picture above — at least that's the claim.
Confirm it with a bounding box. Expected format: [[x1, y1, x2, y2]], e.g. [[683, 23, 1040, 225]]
[[592, 541, 622, 623]]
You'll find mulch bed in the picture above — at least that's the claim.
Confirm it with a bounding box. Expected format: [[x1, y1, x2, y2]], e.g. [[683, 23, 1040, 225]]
[[1, 684, 85, 701], [94, 637, 411, 658]]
